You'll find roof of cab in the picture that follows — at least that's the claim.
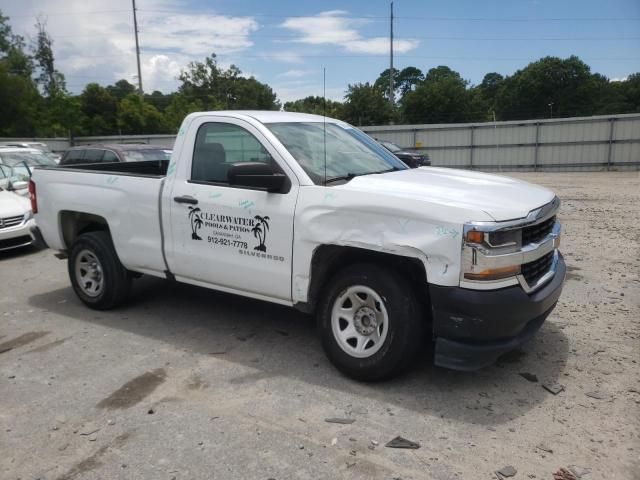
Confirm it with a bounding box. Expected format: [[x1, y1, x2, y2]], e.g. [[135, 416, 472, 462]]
[[0, 146, 45, 154], [188, 110, 338, 124]]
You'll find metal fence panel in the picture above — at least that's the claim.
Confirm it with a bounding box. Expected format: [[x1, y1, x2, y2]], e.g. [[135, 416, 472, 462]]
[[2, 113, 638, 171], [362, 113, 639, 171]]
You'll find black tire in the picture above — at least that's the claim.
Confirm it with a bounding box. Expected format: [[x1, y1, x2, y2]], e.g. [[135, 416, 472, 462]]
[[317, 263, 424, 381], [68, 231, 132, 310]]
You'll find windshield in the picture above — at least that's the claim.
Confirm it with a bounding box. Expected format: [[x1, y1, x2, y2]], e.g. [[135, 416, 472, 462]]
[[0, 151, 56, 167], [266, 122, 407, 184], [0, 163, 31, 184], [122, 149, 172, 162], [382, 141, 402, 152]]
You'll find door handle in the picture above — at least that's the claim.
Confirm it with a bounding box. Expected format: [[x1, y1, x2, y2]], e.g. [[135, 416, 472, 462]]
[[173, 195, 198, 205]]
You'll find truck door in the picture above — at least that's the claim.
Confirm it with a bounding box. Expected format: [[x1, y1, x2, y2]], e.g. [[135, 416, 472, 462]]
[[166, 116, 298, 303]]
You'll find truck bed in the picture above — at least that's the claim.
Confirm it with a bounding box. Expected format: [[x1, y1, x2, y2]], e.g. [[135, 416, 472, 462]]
[[32, 160, 169, 275], [40, 159, 169, 177]]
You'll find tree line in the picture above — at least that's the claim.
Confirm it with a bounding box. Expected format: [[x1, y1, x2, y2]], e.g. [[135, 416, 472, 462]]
[[1, 10, 638, 138]]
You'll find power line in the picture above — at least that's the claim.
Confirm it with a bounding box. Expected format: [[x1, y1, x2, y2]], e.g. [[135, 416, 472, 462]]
[[47, 32, 640, 41], [4, 8, 640, 22]]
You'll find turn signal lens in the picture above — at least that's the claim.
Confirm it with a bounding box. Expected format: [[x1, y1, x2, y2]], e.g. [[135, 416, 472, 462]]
[[466, 230, 484, 244], [464, 265, 521, 281]]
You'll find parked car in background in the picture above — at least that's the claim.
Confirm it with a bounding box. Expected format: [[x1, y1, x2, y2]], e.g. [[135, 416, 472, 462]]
[[378, 140, 430, 168], [0, 147, 57, 195], [0, 142, 61, 163], [0, 186, 36, 251], [60, 144, 172, 165]]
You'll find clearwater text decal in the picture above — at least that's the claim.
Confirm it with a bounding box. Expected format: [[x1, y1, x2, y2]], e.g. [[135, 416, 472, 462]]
[[186, 207, 284, 262]]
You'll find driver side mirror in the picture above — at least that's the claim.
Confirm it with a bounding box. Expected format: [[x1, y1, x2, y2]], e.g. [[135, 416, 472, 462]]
[[227, 162, 287, 193], [8, 180, 28, 192]]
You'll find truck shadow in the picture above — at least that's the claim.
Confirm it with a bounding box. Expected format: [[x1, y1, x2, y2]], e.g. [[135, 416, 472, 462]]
[[28, 276, 569, 426]]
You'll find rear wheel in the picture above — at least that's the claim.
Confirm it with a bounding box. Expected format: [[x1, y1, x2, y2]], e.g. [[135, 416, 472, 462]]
[[318, 263, 424, 381], [68, 231, 131, 310]]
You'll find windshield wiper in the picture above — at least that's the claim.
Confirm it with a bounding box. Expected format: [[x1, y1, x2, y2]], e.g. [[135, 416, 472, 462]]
[[324, 173, 358, 185], [368, 166, 402, 175], [324, 167, 401, 185]]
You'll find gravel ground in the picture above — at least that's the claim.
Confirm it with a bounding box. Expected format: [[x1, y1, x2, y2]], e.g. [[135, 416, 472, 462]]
[[0, 172, 638, 480]]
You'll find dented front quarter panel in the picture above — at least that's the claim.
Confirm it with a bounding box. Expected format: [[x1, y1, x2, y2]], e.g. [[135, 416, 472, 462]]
[[292, 184, 494, 304]]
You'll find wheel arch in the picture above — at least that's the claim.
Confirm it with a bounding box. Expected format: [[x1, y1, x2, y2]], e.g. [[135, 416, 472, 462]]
[[59, 211, 111, 250], [297, 244, 430, 315]]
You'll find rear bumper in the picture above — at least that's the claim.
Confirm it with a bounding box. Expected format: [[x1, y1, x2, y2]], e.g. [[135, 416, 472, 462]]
[[429, 253, 566, 371]]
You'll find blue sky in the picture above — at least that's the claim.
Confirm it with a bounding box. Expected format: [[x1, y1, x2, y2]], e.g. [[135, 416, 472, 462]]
[[5, 0, 640, 102]]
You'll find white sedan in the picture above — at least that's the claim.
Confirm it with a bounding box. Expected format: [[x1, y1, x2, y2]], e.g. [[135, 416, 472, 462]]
[[0, 188, 36, 252]]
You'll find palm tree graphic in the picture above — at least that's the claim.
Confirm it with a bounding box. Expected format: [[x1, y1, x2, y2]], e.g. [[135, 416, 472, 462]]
[[188, 206, 203, 240], [251, 215, 270, 251]]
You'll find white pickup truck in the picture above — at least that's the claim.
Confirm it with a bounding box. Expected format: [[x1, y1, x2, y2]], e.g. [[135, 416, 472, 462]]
[[30, 111, 565, 380]]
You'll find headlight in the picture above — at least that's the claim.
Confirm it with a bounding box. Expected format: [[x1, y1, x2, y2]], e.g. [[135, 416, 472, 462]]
[[24, 209, 33, 221], [465, 228, 521, 251], [462, 225, 522, 281]]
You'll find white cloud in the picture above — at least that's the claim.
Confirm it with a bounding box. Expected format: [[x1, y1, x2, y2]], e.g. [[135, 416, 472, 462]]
[[280, 10, 418, 55], [345, 38, 419, 54], [274, 83, 345, 103], [279, 69, 312, 78], [136, 54, 182, 92], [8, 0, 258, 93], [261, 50, 304, 64], [610, 76, 628, 82]]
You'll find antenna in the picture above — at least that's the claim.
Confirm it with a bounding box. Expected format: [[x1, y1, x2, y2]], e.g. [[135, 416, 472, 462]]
[[323, 67, 327, 185]]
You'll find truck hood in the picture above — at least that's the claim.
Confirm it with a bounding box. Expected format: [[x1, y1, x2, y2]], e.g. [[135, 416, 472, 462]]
[[340, 167, 555, 221], [0, 189, 30, 217]]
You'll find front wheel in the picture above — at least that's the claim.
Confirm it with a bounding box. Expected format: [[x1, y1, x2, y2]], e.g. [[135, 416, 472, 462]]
[[68, 231, 131, 310], [317, 263, 424, 381]]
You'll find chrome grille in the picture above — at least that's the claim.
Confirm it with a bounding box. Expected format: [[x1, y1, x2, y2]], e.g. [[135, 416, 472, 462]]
[[522, 215, 555, 245], [522, 251, 554, 286], [0, 215, 24, 229]]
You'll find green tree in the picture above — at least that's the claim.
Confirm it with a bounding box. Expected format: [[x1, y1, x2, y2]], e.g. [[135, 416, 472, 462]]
[[283, 96, 344, 119], [117, 93, 168, 134], [106, 79, 137, 101], [343, 83, 395, 126], [396, 67, 424, 97], [0, 62, 40, 136], [33, 19, 66, 97], [80, 83, 119, 134], [164, 94, 203, 131], [374, 67, 424, 102], [0, 11, 40, 135], [401, 66, 470, 123], [494, 56, 604, 120], [0, 11, 34, 77], [178, 54, 280, 110]]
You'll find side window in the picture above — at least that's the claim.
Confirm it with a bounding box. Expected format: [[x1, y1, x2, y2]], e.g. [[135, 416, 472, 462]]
[[62, 149, 84, 164], [84, 149, 105, 162], [191, 122, 273, 184], [102, 150, 119, 162]]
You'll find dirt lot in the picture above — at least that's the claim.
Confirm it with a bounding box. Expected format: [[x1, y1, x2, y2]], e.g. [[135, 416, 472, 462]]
[[1, 172, 638, 480]]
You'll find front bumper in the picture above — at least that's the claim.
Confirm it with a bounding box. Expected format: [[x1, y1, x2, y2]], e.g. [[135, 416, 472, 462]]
[[430, 252, 566, 371], [0, 218, 36, 251]]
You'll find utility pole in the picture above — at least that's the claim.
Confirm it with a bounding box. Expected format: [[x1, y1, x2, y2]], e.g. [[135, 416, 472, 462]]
[[389, 1, 394, 109], [132, 0, 143, 95]]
